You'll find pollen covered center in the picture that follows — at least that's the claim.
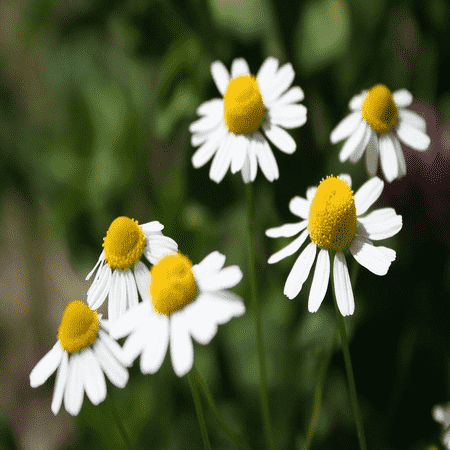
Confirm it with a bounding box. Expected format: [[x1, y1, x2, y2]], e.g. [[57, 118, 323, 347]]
[[223, 75, 266, 135], [150, 252, 198, 315], [361, 84, 398, 133], [307, 176, 357, 251], [58, 301, 100, 353], [103, 216, 145, 270]]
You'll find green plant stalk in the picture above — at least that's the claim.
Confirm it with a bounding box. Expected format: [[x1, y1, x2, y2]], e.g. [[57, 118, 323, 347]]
[[192, 365, 250, 450], [189, 370, 212, 450], [106, 392, 133, 450], [246, 183, 275, 450]]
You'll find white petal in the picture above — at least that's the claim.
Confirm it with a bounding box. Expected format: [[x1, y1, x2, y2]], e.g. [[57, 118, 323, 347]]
[[306, 187, 317, 202], [254, 132, 279, 182], [87, 264, 111, 311], [308, 249, 330, 313], [191, 131, 211, 147], [365, 130, 379, 178], [209, 132, 234, 183], [349, 122, 372, 163], [357, 207, 402, 240], [268, 231, 308, 264], [379, 133, 400, 183], [110, 301, 151, 340], [273, 86, 305, 106], [333, 252, 354, 316], [247, 135, 258, 182], [396, 120, 431, 151], [30, 342, 63, 388], [398, 109, 426, 133], [196, 98, 223, 117], [262, 122, 296, 154], [133, 260, 151, 302], [330, 112, 362, 144], [231, 58, 250, 77], [51, 351, 69, 415], [265, 221, 306, 238], [265, 62, 295, 105], [339, 120, 368, 162], [98, 329, 129, 367], [349, 90, 367, 111], [139, 314, 169, 374], [393, 89, 413, 108], [191, 126, 228, 168], [192, 251, 226, 280], [85, 252, 105, 281], [354, 176, 384, 216], [121, 324, 149, 367], [284, 242, 316, 299], [189, 113, 222, 134], [94, 337, 129, 388], [391, 136, 407, 178], [140, 221, 164, 233], [144, 234, 178, 264], [231, 135, 249, 174], [109, 270, 126, 322], [338, 173, 352, 187], [197, 265, 243, 292], [211, 60, 230, 96], [82, 348, 106, 406], [269, 104, 307, 129], [289, 196, 309, 219], [170, 313, 194, 377], [64, 353, 84, 416], [349, 236, 396, 276], [256, 57, 279, 98], [125, 269, 138, 310]]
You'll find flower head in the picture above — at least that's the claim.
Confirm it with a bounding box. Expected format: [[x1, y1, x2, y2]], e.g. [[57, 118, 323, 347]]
[[86, 216, 178, 322], [190, 57, 307, 183], [30, 300, 129, 416], [330, 85, 431, 182], [110, 251, 245, 377], [266, 175, 402, 316]]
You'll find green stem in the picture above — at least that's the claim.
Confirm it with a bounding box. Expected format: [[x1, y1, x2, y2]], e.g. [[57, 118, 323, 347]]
[[106, 393, 133, 450], [303, 327, 339, 450], [189, 370, 212, 450], [192, 366, 250, 450], [246, 183, 275, 450], [330, 254, 367, 450]]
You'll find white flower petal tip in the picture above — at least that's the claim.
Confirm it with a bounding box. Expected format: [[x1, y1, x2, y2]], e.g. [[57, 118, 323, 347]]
[[30, 343, 63, 388], [350, 237, 396, 276], [354, 176, 384, 216], [333, 252, 354, 317], [357, 208, 403, 240], [396, 120, 431, 152]]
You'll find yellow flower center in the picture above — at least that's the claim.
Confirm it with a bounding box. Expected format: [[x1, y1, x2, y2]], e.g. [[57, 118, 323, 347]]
[[361, 84, 398, 133], [57, 301, 100, 353], [102, 216, 145, 270], [307, 176, 357, 251], [150, 252, 198, 315], [223, 75, 266, 135]]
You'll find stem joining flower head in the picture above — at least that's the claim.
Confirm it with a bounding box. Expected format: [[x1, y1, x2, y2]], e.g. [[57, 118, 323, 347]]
[[57, 301, 100, 353], [307, 176, 357, 251], [223, 75, 266, 135], [361, 84, 398, 133], [103, 216, 145, 270], [150, 252, 198, 315]]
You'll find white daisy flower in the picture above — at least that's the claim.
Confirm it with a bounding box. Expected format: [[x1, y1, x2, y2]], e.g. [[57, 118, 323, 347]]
[[189, 56, 307, 183], [86, 216, 178, 322], [265, 175, 402, 316], [330, 84, 431, 182], [433, 403, 450, 450], [110, 251, 245, 377], [29, 300, 129, 416]]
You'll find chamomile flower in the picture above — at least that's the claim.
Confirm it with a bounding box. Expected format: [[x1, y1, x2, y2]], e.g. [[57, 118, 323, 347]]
[[29, 300, 129, 416], [266, 175, 402, 316], [190, 57, 307, 183], [330, 84, 431, 182], [110, 251, 245, 377], [86, 216, 178, 322]]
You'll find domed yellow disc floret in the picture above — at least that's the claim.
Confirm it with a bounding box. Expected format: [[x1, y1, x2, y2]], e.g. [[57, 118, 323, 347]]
[[150, 252, 198, 315], [307, 176, 357, 251], [361, 84, 398, 133], [57, 300, 100, 353], [103, 216, 145, 270], [223, 75, 266, 135]]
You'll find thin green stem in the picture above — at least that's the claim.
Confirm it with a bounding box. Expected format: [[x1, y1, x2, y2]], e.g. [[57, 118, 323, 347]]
[[189, 370, 212, 450], [192, 365, 250, 450], [106, 392, 133, 450], [246, 183, 275, 450], [303, 327, 339, 450], [330, 254, 367, 450]]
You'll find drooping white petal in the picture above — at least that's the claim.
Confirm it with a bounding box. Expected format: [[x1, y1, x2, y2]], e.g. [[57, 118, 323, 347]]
[[94, 336, 129, 388], [339, 120, 368, 162], [396, 120, 431, 151], [98, 329, 129, 367], [393, 89, 413, 108], [85, 252, 105, 281], [308, 249, 330, 313], [192, 126, 228, 168], [231, 58, 250, 77], [109, 270, 126, 322], [272, 86, 304, 106], [284, 242, 316, 300], [82, 348, 106, 406], [230, 135, 249, 174], [133, 261, 151, 302], [349, 90, 367, 111], [121, 324, 149, 367], [265, 221, 306, 238], [125, 269, 138, 310], [262, 122, 296, 154], [144, 234, 178, 265], [256, 57, 279, 99], [330, 112, 362, 144], [398, 109, 426, 133], [191, 131, 211, 147], [365, 130, 379, 178], [51, 350, 69, 415], [196, 98, 223, 117], [357, 208, 403, 240], [289, 196, 309, 219], [64, 353, 84, 416], [87, 264, 111, 310], [109, 301, 151, 340], [333, 252, 354, 316], [391, 135, 407, 178], [254, 132, 279, 182], [209, 132, 234, 183], [269, 104, 307, 129], [139, 314, 169, 375], [211, 61, 230, 96], [170, 312, 194, 377], [265, 62, 295, 105], [197, 265, 243, 292], [189, 113, 223, 134], [30, 342, 63, 388], [354, 176, 384, 216], [246, 135, 258, 182], [268, 230, 308, 264], [349, 236, 396, 276], [192, 251, 226, 280], [349, 124, 372, 163], [379, 133, 400, 183]]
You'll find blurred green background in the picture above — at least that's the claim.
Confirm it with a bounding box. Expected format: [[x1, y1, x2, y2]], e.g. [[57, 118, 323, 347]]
[[1, 0, 450, 448]]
